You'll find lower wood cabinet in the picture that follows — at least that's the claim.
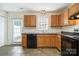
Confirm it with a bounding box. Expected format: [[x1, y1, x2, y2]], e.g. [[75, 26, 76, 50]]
[[22, 33, 27, 48], [37, 35, 51, 48], [50, 35, 61, 49], [68, 20, 76, 25], [37, 34, 61, 49], [22, 34, 61, 50]]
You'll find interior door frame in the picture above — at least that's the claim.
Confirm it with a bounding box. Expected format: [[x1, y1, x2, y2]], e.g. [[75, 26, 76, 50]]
[[12, 18, 22, 44]]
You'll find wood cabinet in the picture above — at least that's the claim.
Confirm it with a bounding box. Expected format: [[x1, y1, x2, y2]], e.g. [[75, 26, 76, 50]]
[[68, 20, 76, 25], [59, 13, 64, 26], [51, 14, 69, 27], [63, 9, 69, 25], [37, 34, 61, 49], [37, 35, 50, 47], [59, 4, 79, 26], [24, 15, 36, 27], [59, 9, 76, 26], [59, 9, 69, 26], [22, 34, 61, 49], [69, 3, 79, 16], [50, 35, 61, 49], [51, 15, 59, 27], [22, 33, 27, 48], [55, 35, 61, 49]]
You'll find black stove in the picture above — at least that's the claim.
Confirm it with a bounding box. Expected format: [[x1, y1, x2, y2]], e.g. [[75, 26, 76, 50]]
[[61, 32, 79, 56]]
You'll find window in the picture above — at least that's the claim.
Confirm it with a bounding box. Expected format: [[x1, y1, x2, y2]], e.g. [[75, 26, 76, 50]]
[[37, 15, 49, 31]]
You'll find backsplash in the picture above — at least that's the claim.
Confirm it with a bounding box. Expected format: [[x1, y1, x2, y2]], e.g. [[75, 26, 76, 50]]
[[61, 26, 75, 32], [22, 27, 61, 33], [62, 26, 79, 32]]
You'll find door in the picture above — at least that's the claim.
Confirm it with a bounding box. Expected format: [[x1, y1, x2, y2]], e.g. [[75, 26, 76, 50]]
[[12, 19, 22, 44]]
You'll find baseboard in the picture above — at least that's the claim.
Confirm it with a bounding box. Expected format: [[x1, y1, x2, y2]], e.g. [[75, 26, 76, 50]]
[[36, 47, 61, 52]]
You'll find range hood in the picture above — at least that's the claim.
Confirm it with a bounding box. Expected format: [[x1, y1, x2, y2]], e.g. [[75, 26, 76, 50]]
[[69, 12, 79, 20]]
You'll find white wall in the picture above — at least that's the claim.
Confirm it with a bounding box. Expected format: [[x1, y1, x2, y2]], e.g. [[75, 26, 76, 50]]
[[0, 10, 8, 47], [7, 12, 61, 44], [62, 20, 79, 32], [0, 17, 4, 47], [62, 26, 75, 32]]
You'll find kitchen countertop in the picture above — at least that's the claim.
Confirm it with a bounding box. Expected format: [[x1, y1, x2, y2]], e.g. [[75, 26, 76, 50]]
[[22, 33, 60, 35], [61, 34, 74, 39], [61, 31, 79, 40]]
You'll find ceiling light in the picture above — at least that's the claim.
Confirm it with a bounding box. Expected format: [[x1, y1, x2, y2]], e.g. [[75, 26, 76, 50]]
[[41, 10, 47, 14]]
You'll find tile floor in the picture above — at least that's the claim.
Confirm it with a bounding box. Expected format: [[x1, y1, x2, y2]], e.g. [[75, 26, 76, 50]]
[[0, 45, 61, 56]]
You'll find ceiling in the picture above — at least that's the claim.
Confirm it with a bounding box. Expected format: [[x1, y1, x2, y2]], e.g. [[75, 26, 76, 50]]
[[0, 3, 71, 13]]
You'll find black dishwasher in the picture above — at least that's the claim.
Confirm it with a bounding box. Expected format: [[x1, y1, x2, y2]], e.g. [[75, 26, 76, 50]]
[[27, 34, 37, 48]]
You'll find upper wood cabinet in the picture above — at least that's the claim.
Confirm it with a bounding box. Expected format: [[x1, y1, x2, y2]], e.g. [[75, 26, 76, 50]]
[[63, 9, 69, 25], [69, 3, 79, 16], [68, 4, 79, 25], [24, 15, 36, 27], [51, 15, 59, 27], [59, 9, 76, 26], [64, 9, 68, 20], [59, 9, 69, 26], [59, 13, 64, 26]]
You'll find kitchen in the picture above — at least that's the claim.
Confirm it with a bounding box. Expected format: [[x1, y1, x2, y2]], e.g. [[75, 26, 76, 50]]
[[0, 3, 79, 56]]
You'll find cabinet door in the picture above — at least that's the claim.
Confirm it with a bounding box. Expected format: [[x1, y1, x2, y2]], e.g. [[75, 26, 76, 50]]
[[55, 35, 61, 49], [50, 35, 56, 47], [31, 15, 36, 27], [59, 14, 64, 26], [24, 15, 36, 27], [37, 35, 47, 48], [51, 15, 59, 27], [63, 9, 69, 25], [59, 9, 69, 26], [50, 35, 61, 49], [22, 34, 27, 48], [45, 35, 52, 47], [24, 15, 31, 27]]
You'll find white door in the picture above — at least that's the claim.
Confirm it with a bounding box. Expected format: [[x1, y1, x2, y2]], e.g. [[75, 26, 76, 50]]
[[12, 19, 22, 44]]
